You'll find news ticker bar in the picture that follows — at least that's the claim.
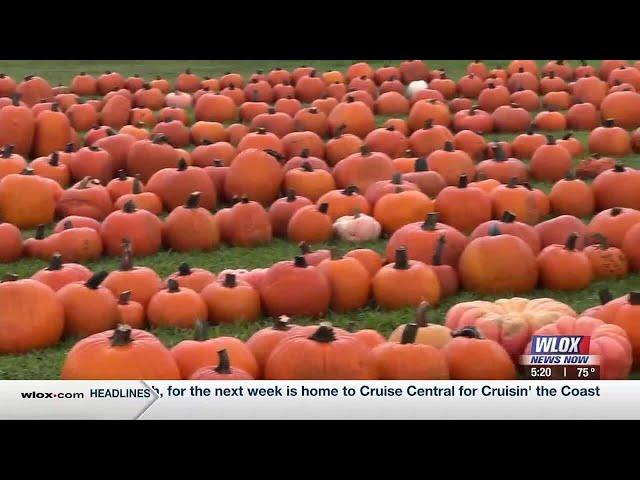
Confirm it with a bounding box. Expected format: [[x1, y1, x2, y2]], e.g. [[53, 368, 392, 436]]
[[0, 380, 638, 420]]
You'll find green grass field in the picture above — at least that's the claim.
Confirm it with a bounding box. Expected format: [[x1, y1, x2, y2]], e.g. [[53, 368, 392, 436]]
[[0, 59, 639, 380]]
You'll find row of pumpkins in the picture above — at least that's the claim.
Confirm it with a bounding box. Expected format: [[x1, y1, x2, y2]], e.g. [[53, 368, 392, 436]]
[[2, 223, 640, 358], [59, 293, 637, 380]]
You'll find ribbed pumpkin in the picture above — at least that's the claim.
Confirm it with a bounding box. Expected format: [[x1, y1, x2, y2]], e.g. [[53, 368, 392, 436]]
[[56, 271, 120, 338], [425, 141, 475, 186], [61, 325, 181, 380], [147, 279, 207, 329], [226, 197, 272, 247], [372, 323, 449, 379], [327, 96, 376, 138], [537, 233, 593, 291], [261, 255, 330, 318], [588, 119, 631, 156], [0, 94, 35, 156], [374, 187, 435, 234], [549, 171, 595, 218], [385, 212, 468, 266], [459, 225, 538, 293], [264, 322, 377, 380], [316, 186, 371, 222], [585, 234, 629, 278], [200, 273, 261, 324], [317, 255, 371, 313], [372, 247, 441, 309], [268, 190, 313, 237], [0, 276, 64, 353], [103, 240, 162, 308], [162, 192, 220, 252], [287, 203, 333, 243], [592, 164, 640, 211], [0, 168, 56, 228], [224, 148, 283, 206], [388, 302, 452, 348], [146, 158, 217, 212], [434, 175, 492, 234], [100, 200, 162, 257], [443, 326, 517, 380]]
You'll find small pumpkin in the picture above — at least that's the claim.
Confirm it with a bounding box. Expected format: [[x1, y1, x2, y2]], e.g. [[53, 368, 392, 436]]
[[268, 190, 313, 238], [592, 163, 640, 211], [101, 200, 163, 257], [425, 141, 475, 186], [245, 316, 298, 373], [115, 290, 145, 329], [227, 197, 272, 247], [287, 203, 334, 244], [588, 207, 640, 248], [317, 255, 371, 313], [113, 176, 163, 215], [372, 323, 449, 379], [344, 249, 383, 278], [56, 176, 114, 221], [147, 279, 207, 329], [372, 247, 441, 309], [200, 273, 261, 324], [162, 192, 220, 252], [316, 185, 371, 222], [588, 118, 631, 156], [374, 187, 435, 234], [537, 233, 593, 291], [333, 210, 381, 243], [442, 326, 517, 380], [190, 349, 255, 380], [585, 234, 629, 278], [165, 263, 216, 293], [389, 301, 452, 348], [56, 270, 120, 338]]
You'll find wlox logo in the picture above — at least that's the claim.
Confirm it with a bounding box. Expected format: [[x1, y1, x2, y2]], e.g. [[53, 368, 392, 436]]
[[521, 336, 599, 365]]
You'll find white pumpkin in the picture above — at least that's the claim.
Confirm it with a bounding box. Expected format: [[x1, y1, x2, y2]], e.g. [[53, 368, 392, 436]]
[[165, 91, 193, 108], [333, 213, 381, 243], [406, 80, 428, 98]]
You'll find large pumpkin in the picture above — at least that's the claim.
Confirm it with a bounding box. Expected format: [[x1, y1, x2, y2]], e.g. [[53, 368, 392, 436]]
[[0, 169, 56, 228], [0, 277, 64, 354], [162, 192, 220, 252], [101, 200, 163, 257], [264, 322, 378, 380], [224, 148, 283, 206], [525, 315, 632, 379], [61, 325, 181, 380], [446, 297, 576, 358]]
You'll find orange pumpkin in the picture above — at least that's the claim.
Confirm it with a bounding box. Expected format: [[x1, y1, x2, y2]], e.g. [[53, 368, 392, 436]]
[[600, 90, 640, 128], [434, 174, 492, 234], [101, 199, 163, 257], [0, 95, 35, 157], [260, 255, 331, 318], [536, 215, 588, 250], [224, 148, 283, 206], [425, 141, 475, 185], [408, 119, 454, 157], [268, 190, 313, 238], [403, 157, 447, 197], [0, 169, 56, 228], [622, 222, 640, 271], [327, 95, 376, 138], [588, 118, 631, 156], [56, 176, 113, 221], [227, 197, 272, 247], [287, 203, 333, 243], [316, 186, 371, 222], [364, 125, 409, 158], [529, 135, 573, 182], [477, 83, 511, 112], [476, 144, 528, 183], [372, 247, 441, 309], [147, 279, 207, 329], [537, 233, 592, 291], [32, 104, 72, 158], [585, 234, 629, 279], [459, 225, 538, 293], [592, 164, 640, 211], [549, 172, 595, 218], [0, 221, 22, 263], [145, 159, 216, 212], [344, 248, 383, 278]]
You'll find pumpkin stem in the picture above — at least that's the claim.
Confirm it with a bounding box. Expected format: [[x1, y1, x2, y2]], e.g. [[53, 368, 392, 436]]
[[223, 273, 237, 288], [318, 202, 329, 214], [85, 271, 108, 290], [21, 168, 35, 176], [414, 157, 428, 172], [239, 196, 250, 204], [603, 118, 615, 128], [415, 301, 430, 327], [443, 141, 454, 152], [423, 118, 433, 130], [77, 176, 91, 189], [192, 319, 209, 341], [63, 220, 74, 230], [1, 144, 14, 158], [177, 159, 188, 171], [391, 172, 403, 185], [294, 255, 308, 268], [564, 170, 576, 180], [526, 124, 536, 135], [360, 145, 371, 156], [130, 175, 144, 194], [285, 189, 297, 202], [598, 289, 612, 305], [120, 239, 134, 271], [47, 253, 64, 271], [123, 199, 137, 213], [185, 192, 201, 209], [400, 323, 419, 344], [501, 211, 516, 223], [546, 135, 556, 145], [629, 292, 640, 306], [167, 278, 180, 293], [611, 207, 623, 217], [488, 224, 502, 236], [451, 326, 484, 339], [565, 233, 579, 251], [11, 92, 21, 106], [301, 161, 314, 172], [592, 233, 609, 250], [433, 234, 446, 266], [65, 143, 74, 153], [214, 349, 232, 374], [562, 132, 573, 141], [116, 169, 127, 181], [507, 177, 519, 188], [493, 144, 507, 161], [342, 185, 359, 196], [119, 290, 132, 305], [334, 124, 347, 138], [176, 263, 192, 277], [110, 324, 133, 346], [273, 315, 291, 331], [393, 246, 409, 270], [421, 212, 439, 231], [298, 241, 312, 254], [457, 174, 468, 188], [308, 322, 336, 343], [152, 134, 169, 144], [264, 149, 284, 162], [34, 224, 46, 240], [213, 159, 224, 167]]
